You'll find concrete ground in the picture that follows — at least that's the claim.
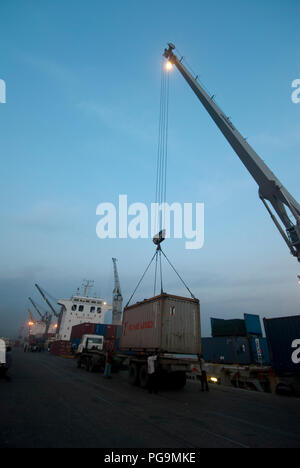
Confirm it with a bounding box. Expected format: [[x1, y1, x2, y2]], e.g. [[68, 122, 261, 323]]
[[1, 349, 300, 448]]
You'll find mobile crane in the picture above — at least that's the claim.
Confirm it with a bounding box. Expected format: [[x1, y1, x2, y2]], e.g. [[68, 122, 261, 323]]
[[163, 43, 300, 264], [112, 258, 123, 325]]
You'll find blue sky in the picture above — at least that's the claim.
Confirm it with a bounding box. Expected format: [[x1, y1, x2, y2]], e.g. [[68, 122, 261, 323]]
[[0, 0, 299, 338]]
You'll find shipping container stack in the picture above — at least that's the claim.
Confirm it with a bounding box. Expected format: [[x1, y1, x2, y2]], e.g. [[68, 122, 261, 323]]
[[50, 340, 72, 356], [70, 323, 96, 340], [264, 315, 300, 376], [70, 322, 122, 352], [202, 314, 270, 365]]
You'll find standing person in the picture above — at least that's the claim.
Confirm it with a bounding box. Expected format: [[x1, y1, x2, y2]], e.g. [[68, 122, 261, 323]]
[[104, 345, 113, 379], [0, 339, 7, 379], [5, 346, 12, 382], [147, 353, 159, 394], [198, 353, 209, 392]]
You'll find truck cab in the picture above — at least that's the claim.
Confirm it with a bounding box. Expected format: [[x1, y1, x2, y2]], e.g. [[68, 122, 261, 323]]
[[78, 335, 104, 354]]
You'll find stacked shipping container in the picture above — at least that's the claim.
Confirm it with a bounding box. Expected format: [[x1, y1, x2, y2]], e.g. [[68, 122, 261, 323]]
[[50, 340, 72, 356], [264, 315, 300, 375], [70, 322, 121, 352], [202, 336, 270, 365], [203, 314, 270, 365]]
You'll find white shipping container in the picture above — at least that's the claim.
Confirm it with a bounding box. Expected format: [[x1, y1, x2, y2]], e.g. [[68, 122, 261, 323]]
[[120, 294, 201, 355]]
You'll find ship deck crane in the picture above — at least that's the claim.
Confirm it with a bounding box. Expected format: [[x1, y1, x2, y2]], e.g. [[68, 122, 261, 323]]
[[35, 284, 60, 318], [28, 308, 35, 326], [112, 258, 123, 325], [28, 297, 52, 335], [28, 297, 45, 320], [163, 43, 300, 263]]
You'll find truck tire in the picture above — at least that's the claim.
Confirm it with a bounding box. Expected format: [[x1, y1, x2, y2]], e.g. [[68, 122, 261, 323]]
[[139, 364, 149, 389], [87, 358, 95, 372], [128, 363, 140, 386], [171, 371, 187, 389], [89, 358, 98, 373], [83, 357, 89, 371]]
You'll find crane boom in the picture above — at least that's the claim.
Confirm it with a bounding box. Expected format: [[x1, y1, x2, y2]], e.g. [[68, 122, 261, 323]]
[[28, 297, 44, 320], [163, 43, 300, 262], [112, 258, 123, 325], [28, 308, 35, 324], [35, 284, 59, 318]]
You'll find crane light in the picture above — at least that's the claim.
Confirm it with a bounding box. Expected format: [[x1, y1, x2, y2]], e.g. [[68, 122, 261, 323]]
[[165, 61, 173, 71], [28, 321, 34, 327]]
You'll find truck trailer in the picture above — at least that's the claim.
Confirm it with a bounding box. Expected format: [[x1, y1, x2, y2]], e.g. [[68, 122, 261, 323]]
[[119, 293, 201, 389], [74, 293, 202, 390]]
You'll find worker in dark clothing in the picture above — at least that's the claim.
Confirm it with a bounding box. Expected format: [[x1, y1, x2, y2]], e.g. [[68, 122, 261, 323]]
[[147, 354, 159, 394], [198, 354, 209, 392], [5, 346, 12, 381]]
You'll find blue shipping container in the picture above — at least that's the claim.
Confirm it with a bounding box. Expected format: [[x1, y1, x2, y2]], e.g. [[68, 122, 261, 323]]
[[264, 316, 300, 374], [244, 314, 263, 337], [202, 337, 252, 365], [249, 337, 270, 365], [95, 324, 108, 336], [71, 338, 81, 349]]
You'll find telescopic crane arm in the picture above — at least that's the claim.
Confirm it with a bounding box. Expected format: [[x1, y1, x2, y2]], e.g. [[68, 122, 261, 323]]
[[35, 284, 59, 318], [28, 297, 44, 320], [30, 293, 53, 335], [112, 258, 123, 325], [163, 43, 300, 262]]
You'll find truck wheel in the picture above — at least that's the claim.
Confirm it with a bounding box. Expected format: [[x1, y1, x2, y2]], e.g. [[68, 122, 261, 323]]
[[172, 372, 187, 389], [89, 359, 96, 373], [139, 364, 149, 389], [87, 358, 94, 372], [128, 363, 140, 386], [83, 358, 89, 371]]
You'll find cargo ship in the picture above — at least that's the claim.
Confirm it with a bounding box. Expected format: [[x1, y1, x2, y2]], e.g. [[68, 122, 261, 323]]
[[56, 291, 112, 342]]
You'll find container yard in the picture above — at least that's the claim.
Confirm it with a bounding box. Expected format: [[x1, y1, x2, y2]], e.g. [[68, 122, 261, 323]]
[[1, 0, 300, 452]]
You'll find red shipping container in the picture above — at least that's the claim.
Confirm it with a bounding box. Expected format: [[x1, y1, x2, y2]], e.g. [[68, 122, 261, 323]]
[[50, 340, 71, 356], [71, 323, 96, 340], [104, 338, 115, 352], [105, 325, 118, 340]]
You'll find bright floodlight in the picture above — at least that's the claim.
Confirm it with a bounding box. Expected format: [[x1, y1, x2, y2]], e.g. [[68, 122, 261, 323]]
[[165, 61, 173, 71]]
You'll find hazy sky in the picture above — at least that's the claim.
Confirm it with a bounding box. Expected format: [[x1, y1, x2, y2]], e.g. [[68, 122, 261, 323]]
[[0, 0, 300, 338]]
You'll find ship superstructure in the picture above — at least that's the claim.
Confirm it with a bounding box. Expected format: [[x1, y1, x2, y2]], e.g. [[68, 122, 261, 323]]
[[57, 282, 111, 341]]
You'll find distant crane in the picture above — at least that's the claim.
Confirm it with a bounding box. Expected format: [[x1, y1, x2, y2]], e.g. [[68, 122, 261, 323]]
[[112, 258, 123, 325], [34, 284, 61, 333], [27, 308, 35, 326], [163, 43, 300, 264], [28, 297, 52, 336], [35, 284, 60, 319]]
